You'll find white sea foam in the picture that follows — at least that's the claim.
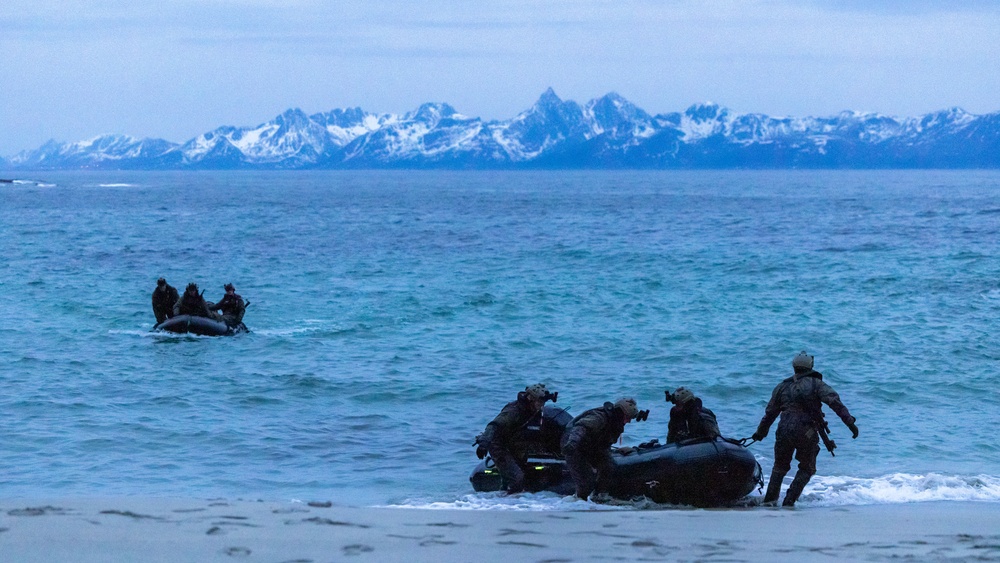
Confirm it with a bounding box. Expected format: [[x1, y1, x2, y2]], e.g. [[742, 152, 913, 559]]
[[108, 329, 221, 340], [97, 183, 138, 187], [803, 473, 1000, 506], [6, 179, 55, 187], [394, 473, 1000, 511], [391, 492, 634, 511], [982, 288, 1000, 301]]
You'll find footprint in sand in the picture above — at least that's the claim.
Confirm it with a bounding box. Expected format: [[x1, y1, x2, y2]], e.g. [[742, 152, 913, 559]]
[[342, 544, 374, 556], [222, 546, 251, 557], [8, 506, 67, 516]]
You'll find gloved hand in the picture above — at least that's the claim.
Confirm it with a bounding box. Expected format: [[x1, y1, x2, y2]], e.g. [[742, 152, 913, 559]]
[[751, 431, 766, 442], [638, 439, 660, 449], [847, 417, 859, 439], [616, 446, 636, 455], [476, 444, 488, 459]]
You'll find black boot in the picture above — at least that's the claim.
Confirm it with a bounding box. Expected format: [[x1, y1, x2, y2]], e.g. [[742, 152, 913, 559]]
[[762, 470, 786, 505], [781, 471, 813, 507]]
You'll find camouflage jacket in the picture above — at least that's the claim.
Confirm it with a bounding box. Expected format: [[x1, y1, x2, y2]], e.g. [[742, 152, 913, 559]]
[[667, 398, 720, 443], [565, 403, 626, 451], [479, 396, 538, 447], [174, 293, 213, 318], [755, 370, 854, 437], [211, 293, 245, 316], [151, 285, 178, 312]]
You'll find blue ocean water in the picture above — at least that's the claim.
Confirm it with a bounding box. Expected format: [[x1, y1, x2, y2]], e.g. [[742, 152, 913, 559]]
[[1, 170, 999, 509]]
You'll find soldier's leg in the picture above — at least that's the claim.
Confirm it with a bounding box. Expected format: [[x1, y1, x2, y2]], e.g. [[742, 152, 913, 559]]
[[591, 449, 615, 493], [782, 438, 819, 507], [561, 428, 595, 499], [764, 436, 794, 504], [488, 446, 526, 493]]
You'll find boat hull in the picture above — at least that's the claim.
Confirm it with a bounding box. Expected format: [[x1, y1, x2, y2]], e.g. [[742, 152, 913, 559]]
[[470, 437, 761, 506], [153, 315, 246, 336]]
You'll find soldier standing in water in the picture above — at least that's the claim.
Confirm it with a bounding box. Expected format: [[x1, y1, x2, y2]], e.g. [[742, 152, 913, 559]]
[[752, 351, 859, 506]]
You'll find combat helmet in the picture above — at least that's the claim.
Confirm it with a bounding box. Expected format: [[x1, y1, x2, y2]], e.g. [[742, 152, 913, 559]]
[[525, 383, 548, 400], [672, 386, 695, 405], [792, 351, 814, 371], [614, 397, 639, 419], [523, 383, 556, 404]]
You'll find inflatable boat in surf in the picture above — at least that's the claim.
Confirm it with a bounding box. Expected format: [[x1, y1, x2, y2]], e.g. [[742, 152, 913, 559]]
[[469, 405, 762, 506], [152, 315, 247, 336]]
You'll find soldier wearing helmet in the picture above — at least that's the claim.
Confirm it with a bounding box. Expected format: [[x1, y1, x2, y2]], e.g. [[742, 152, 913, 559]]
[[151, 277, 179, 324], [666, 386, 720, 444], [474, 383, 557, 494], [210, 283, 246, 327], [751, 351, 859, 506], [173, 282, 219, 319], [560, 397, 642, 500]]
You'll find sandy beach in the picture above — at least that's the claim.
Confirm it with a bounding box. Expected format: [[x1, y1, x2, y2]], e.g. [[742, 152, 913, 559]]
[[2, 497, 999, 562]]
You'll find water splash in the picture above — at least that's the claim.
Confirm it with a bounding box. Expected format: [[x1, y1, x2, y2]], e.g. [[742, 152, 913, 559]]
[[803, 473, 1000, 506]]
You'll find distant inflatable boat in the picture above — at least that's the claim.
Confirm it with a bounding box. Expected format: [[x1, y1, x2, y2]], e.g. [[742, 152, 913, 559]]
[[469, 405, 762, 506], [152, 315, 247, 336]]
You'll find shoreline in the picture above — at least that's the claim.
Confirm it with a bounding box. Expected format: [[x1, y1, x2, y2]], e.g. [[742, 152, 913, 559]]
[[3, 497, 1000, 562]]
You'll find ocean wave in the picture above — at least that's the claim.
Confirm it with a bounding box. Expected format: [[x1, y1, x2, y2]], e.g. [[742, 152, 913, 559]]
[[3, 179, 56, 187], [804, 473, 1000, 506], [107, 329, 224, 340], [96, 183, 138, 187], [390, 492, 637, 511], [393, 473, 1000, 511]]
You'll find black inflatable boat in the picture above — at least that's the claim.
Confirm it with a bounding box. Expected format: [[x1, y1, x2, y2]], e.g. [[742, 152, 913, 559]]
[[469, 405, 762, 506], [152, 315, 247, 336]]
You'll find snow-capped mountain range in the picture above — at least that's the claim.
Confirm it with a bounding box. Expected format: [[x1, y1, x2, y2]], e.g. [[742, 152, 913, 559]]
[[5, 89, 1000, 170]]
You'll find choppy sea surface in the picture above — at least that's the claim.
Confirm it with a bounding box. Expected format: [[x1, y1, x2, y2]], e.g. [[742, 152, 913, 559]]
[[2, 170, 999, 510]]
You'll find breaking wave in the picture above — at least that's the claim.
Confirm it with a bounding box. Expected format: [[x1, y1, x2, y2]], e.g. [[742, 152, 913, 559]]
[[393, 473, 1000, 511]]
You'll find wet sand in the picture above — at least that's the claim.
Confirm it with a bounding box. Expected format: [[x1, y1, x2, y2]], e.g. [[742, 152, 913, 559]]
[[2, 497, 999, 562]]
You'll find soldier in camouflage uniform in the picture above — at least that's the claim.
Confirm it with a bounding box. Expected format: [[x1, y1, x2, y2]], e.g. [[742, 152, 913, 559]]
[[210, 283, 246, 327], [173, 283, 219, 320], [666, 386, 720, 444], [475, 383, 556, 494], [752, 351, 859, 506], [560, 397, 640, 500], [151, 278, 179, 324]]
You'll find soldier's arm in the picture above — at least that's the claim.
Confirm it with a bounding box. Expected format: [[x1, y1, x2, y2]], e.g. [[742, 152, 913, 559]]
[[666, 407, 684, 443], [753, 386, 782, 439], [818, 381, 855, 426], [480, 407, 518, 445]]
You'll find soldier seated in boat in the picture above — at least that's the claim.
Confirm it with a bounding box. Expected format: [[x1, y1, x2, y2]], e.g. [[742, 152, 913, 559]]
[[665, 386, 720, 444], [561, 397, 645, 500], [210, 283, 246, 327], [474, 383, 557, 494], [173, 283, 221, 320], [151, 278, 179, 324]]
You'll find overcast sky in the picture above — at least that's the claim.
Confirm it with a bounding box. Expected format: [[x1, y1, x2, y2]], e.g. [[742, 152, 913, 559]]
[[2, 0, 999, 155]]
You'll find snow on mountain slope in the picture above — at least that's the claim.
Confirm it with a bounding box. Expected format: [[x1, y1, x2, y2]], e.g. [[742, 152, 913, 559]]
[[8, 91, 1000, 169]]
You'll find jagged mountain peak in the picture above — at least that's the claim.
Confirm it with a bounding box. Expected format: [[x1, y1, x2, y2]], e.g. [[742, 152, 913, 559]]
[[684, 102, 728, 122], [313, 107, 369, 127], [275, 108, 312, 126], [6, 94, 999, 169], [588, 93, 650, 119], [536, 87, 562, 106], [406, 102, 460, 124]]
